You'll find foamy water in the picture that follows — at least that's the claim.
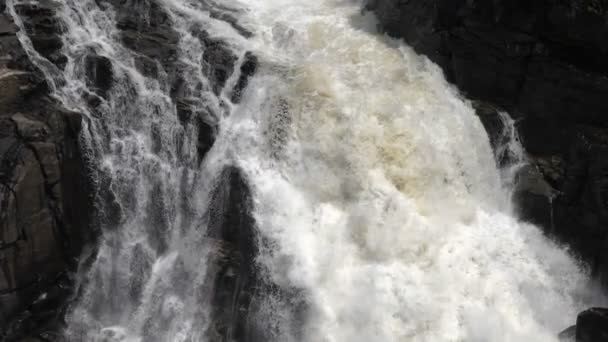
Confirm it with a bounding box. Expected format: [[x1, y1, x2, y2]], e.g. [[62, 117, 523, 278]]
[[8, 0, 596, 340]]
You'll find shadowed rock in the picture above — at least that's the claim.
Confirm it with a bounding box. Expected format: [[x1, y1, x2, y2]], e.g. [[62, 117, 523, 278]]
[[0, 5, 95, 341], [205, 166, 259, 341], [575, 308, 608, 342]]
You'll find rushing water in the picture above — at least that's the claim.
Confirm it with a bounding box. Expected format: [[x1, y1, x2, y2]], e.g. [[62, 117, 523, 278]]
[[8, 0, 597, 341]]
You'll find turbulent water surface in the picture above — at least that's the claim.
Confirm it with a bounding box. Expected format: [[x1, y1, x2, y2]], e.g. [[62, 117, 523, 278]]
[[8, 0, 598, 341]]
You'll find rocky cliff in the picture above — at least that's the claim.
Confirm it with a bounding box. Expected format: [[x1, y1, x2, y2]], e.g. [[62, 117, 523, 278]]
[[367, 0, 608, 339], [0, 2, 95, 340]]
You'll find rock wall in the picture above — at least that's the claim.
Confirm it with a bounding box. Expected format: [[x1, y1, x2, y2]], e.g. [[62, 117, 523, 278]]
[[368, 0, 608, 285], [0, 2, 95, 340]]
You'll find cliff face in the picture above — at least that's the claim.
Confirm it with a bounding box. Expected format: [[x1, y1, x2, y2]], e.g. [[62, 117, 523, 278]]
[[2, 0, 260, 340], [368, 0, 608, 282], [0, 2, 96, 340]]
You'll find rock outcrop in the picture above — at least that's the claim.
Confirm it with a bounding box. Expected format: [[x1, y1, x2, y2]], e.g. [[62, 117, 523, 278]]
[[3, 0, 261, 340], [1, 3, 95, 341]]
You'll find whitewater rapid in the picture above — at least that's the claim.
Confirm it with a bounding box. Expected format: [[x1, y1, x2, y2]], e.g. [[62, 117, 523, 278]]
[[8, 0, 596, 341], [230, 1, 592, 341]]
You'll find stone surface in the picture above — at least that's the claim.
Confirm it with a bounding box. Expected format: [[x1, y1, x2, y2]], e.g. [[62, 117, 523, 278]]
[[3, 0, 263, 339], [0, 4, 94, 341], [559, 325, 576, 342], [576, 308, 608, 342], [368, 2, 608, 337]]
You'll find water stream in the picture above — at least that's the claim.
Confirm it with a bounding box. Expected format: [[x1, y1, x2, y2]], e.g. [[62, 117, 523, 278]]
[[8, 0, 596, 341]]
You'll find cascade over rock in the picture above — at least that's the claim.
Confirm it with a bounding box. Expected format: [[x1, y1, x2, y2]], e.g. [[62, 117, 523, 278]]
[[1, 0, 606, 341], [368, 0, 608, 297], [0, 3, 94, 340]]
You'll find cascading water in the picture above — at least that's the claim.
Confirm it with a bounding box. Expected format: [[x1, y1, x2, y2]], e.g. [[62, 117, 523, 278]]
[[7, 0, 598, 341]]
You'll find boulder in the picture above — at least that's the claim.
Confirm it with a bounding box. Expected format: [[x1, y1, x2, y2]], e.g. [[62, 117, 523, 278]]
[[559, 325, 576, 342], [576, 308, 608, 342]]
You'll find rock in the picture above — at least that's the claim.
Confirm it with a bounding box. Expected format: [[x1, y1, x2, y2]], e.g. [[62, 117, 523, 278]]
[[196, 116, 216, 164], [0, 70, 33, 112], [201, 34, 238, 95], [576, 308, 608, 342], [0, 14, 18, 36], [11, 113, 49, 141], [231, 52, 258, 103], [0, 4, 94, 340], [205, 166, 258, 341], [84, 54, 114, 98], [514, 164, 558, 229], [13, 1, 66, 67], [559, 325, 576, 342]]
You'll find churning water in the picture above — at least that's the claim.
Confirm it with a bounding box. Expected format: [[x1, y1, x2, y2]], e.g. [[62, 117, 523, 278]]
[[8, 0, 596, 341]]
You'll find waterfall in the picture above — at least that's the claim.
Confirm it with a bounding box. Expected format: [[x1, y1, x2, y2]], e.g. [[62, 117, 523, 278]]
[[7, 0, 595, 341]]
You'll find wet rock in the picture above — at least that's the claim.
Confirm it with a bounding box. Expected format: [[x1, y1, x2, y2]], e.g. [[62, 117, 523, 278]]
[[11, 113, 49, 141], [0, 70, 34, 112], [201, 35, 238, 95], [196, 116, 215, 163], [85, 54, 114, 98], [110, 0, 179, 69], [559, 325, 576, 342], [514, 164, 558, 229], [231, 52, 258, 103], [1, 6, 95, 341], [205, 167, 258, 341], [13, 1, 65, 67], [576, 308, 608, 342]]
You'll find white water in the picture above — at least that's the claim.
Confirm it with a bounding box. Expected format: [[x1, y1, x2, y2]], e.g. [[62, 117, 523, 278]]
[[9, 0, 596, 341]]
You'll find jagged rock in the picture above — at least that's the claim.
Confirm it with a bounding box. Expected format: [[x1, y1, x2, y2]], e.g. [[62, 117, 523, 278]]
[[231, 52, 257, 103], [196, 116, 216, 163], [13, 1, 65, 67], [2, 0, 261, 340], [85, 54, 114, 98], [1, 5, 94, 341], [205, 166, 258, 341], [559, 325, 576, 342], [515, 164, 558, 229], [201, 35, 238, 95], [576, 308, 608, 342]]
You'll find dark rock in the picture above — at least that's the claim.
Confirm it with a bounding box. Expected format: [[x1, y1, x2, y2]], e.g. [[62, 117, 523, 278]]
[[196, 116, 216, 164], [1, 6, 95, 341], [201, 35, 238, 95], [84, 54, 114, 98], [559, 325, 576, 342], [0, 70, 34, 112], [109, 0, 179, 70], [11, 113, 49, 141], [231, 52, 258, 103], [576, 308, 608, 342], [205, 166, 258, 341], [13, 2, 65, 67]]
